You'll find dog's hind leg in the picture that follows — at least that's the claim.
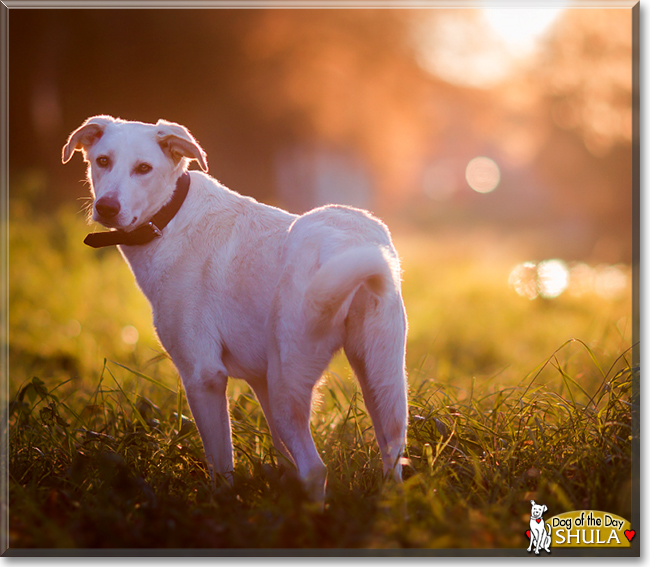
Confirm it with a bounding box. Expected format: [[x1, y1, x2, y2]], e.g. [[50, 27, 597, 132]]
[[266, 346, 329, 503], [344, 288, 408, 482]]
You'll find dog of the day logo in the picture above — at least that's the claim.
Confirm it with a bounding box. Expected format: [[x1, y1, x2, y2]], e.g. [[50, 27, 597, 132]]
[[525, 502, 635, 552], [526, 500, 552, 554]]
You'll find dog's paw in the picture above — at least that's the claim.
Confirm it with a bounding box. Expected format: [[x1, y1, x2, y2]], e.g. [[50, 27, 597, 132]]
[[303, 464, 328, 505]]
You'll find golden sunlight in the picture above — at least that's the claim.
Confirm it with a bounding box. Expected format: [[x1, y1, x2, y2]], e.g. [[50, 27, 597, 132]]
[[483, 7, 565, 55], [412, 7, 565, 88]]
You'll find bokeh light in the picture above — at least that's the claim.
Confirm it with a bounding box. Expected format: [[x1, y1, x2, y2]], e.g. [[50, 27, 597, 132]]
[[465, 157, 501, 193], [571, 264, 629, 300], [121, 325, 139, 345], [594, 265, 629, 299], [508, 262, 539, 300], [537, 259, 569, 299], [509, 260, 629, 301], [422, 162, 457, 201]]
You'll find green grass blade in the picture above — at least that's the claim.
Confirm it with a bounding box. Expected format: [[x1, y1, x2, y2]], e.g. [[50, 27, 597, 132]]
[[109, 360, 177, 395]]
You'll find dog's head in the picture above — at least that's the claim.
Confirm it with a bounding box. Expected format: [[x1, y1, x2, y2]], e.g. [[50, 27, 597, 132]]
[[530, 500, 548, 520], [62, 115, 208, 231]]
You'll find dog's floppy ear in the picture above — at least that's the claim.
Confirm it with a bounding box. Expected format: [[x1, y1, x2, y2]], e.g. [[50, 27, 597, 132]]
[[543, 505, 547, 513], [62, 115, 115, 164], [530, 500, 536, 506], [155, 120, 208, 172]]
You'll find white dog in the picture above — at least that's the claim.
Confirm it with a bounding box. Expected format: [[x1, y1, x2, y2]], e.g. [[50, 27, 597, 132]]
[[527, 500, 552, 554], [62, 116, 408, 501]]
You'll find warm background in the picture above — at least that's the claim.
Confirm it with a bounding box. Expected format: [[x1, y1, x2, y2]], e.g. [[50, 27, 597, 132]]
[[11, 8, 633, 260], [7, 6, 636, 550]]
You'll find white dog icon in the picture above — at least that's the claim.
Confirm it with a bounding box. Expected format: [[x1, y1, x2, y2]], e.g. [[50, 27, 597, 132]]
[[527, 500, 552, 554]]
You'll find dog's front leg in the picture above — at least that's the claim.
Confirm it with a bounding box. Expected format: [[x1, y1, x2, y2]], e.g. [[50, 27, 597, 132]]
[[182, 367, 233, 485], [248, 379, 294, 467]]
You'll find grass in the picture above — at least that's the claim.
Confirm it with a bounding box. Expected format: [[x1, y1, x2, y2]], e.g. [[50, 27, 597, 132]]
[[6, 198, 636, 550]]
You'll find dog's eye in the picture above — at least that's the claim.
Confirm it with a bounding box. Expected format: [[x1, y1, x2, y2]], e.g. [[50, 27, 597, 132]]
[[135, 163, 153, 175], [96, 156, 110, 168]]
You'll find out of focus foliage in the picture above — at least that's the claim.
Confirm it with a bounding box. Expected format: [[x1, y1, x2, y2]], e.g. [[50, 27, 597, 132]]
[[11, 8, 633, 261]]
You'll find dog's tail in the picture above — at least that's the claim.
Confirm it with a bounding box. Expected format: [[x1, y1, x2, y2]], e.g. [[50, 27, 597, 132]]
[[303, 245, 396, 338]]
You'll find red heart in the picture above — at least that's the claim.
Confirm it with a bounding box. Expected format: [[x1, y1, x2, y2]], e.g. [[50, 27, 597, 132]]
[[526, 530, 531, 539], [624, 530, 635, 542], [536, 518, 541, 523]]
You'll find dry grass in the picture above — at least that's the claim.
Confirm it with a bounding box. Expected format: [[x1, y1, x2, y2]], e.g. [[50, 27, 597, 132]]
[[6, 202, 636, 550]]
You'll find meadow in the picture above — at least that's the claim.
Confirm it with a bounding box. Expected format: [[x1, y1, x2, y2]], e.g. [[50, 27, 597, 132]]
[[6, 198, 636, 551]]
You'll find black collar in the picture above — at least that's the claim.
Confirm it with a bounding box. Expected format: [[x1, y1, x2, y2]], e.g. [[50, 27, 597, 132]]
[[84, 172, 191, 249]]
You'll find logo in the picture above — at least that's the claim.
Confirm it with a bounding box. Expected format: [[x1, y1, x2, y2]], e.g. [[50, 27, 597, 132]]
[[525, 504, 635, 551], [526, 500, 552, 554]]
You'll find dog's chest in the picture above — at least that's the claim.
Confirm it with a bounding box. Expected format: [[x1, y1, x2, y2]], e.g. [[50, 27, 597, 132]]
[[530, 518, 546, 534], [119, 242, 177, 304], [120, 232, 278, 378]]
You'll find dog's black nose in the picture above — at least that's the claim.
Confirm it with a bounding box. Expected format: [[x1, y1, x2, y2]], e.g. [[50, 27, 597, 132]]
[[95, 195, 121, 219]]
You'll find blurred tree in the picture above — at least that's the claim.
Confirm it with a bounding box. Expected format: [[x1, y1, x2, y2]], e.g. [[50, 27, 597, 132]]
[[535, 8, 633, 262], [8, 7, 634, 261], [543, 9, 632, 156]]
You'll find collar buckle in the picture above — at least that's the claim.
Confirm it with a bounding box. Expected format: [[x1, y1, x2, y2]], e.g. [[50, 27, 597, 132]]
[[147, 221, 163, 238]]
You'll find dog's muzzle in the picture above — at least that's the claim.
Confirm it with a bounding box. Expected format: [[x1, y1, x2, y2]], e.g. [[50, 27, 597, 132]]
[[95, 195, 121, 220], [84, 172, 190, 249]]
